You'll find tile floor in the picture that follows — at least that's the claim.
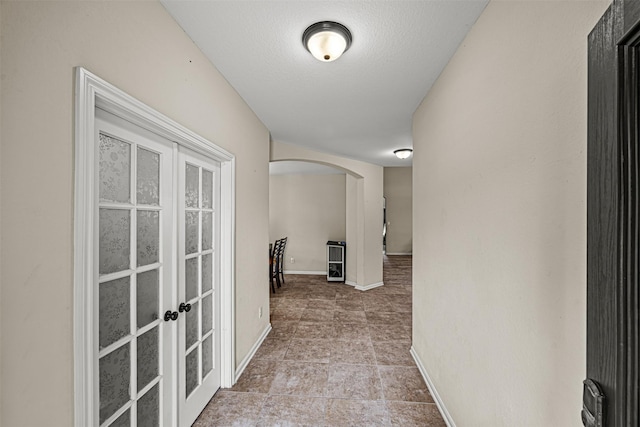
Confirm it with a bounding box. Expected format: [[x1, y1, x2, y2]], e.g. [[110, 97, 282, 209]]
[[194, 255, 446, 426]]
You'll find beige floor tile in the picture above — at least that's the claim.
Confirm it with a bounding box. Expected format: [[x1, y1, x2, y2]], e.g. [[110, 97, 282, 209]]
[[335, 322, 371, 341], [330, 339, 377, 365], [326, 364, 383, 400], [306, 299, 336, 310], [256, 395, 327, 427], [335, 298, 365, 311], [271, 307, 304, 321], [278, 298, 311, 310], [365, 311, 406, 326], [269, 320, 298, 339], [270, 362, 329, 396], [368, 323, 411, 342], [193, 391, 266, 427], [284, 338, 333, 363], [334, 309, 367, 324], [300, 308, 335, 323], [231, 359, 277, 393], [254, 338, 291, 360], [294, 322, 337, 340], [387, 402, 446, 426], [372, 340, 414, 366], [325, 399, 390, 426], [378, 366, 433, 403]]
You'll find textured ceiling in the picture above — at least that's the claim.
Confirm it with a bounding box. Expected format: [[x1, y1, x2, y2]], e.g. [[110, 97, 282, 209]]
[[270, 161, 345, 175], [161, 0, 488, 167]]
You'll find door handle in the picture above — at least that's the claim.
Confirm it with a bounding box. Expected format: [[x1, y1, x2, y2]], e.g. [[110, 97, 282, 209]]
[[179, 302, 192, 313], [164, 310, 179, 321], [582, 379, 605, 427]]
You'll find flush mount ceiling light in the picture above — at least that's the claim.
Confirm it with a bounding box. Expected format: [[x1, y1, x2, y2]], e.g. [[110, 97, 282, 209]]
[[303, 21, 352, 62], [394, 149, 413, 159]]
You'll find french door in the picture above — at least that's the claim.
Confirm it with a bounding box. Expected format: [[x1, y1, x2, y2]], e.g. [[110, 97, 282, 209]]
[[95, 108, 220, 426], [177, 149, 221, 425]]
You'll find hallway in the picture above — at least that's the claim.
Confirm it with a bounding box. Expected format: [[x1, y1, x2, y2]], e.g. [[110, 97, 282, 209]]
[[194, 255, 446, 426]]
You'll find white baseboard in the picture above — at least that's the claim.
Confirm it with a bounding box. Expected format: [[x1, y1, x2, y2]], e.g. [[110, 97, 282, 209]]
[[344, 280, 384, 291], [283, 270, 326, 275], [234, 323, 272, 384], [355, 281, 384, 291], [410, 346, 455, 427], [385, 252, 412, 256]]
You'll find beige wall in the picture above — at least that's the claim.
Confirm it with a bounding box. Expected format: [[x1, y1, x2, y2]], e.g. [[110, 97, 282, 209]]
[[345, 174, 363, 284], [270, 174, 346, 273], [0, 2, 270, 426], [383, 167, 412, 254], [271, 141, 384, 288], [412, 1, 609, 425]]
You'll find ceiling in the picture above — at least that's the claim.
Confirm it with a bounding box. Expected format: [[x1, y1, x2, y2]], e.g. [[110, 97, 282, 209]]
[[270, 160, 344, 175], [161, 0, 488, 167]]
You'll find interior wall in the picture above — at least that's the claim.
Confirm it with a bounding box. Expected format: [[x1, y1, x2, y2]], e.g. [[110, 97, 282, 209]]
[[271, 140, 384, 288], [0, 2, 269, 426], [383, 167, 412, 255], [345, 175, 359, 284], [412, 1, 609, 425], [269, 174, 346, 273]]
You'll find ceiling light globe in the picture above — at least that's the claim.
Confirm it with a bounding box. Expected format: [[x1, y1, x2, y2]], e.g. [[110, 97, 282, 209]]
[[307, 31, 347, 62], [303, 21, 352, 62], [394, 149, 413, 159]]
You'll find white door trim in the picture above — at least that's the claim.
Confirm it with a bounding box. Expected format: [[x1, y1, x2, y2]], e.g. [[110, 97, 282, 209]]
[[73, 67, 236, 426]]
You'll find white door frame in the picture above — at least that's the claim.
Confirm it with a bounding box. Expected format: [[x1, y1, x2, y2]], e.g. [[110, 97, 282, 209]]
[[73, 67, 236, 426]]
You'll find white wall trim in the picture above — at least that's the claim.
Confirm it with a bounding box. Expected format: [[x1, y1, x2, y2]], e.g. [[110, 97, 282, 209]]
[[74, 67, 236, 425], [385, 252, 413, 256], [234, 323, 272, 383], [410, 346, 456, 427], [283, 270, 326, 275], [345, 280, 358, 287], [355, 281, 384, 291]]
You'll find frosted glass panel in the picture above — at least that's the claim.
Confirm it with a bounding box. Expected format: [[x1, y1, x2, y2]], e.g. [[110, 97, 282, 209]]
[[202, 294, 212, 334], [185, 257, 198, 302], [185, 211, 199, 255], [99, 209, 130, 275], [202, 169, 213, 209], [137, 327, 158, 392], [99, 277, 130, 350], [99, 133, 131, 203], [111, 408, 130, 427], [202, 254, 213, 293], [186, 349, 198, 398], [137, 210, 159, 267], [186, 301, 199, 350], [137, 147, 160, 206], [99, 343, 130, 424], [137, 383, 159, 427], [202, 335, 213, 379], [202, 212, 213, 251], [137, 270, 158, 329], [185, 164, 199, 208]]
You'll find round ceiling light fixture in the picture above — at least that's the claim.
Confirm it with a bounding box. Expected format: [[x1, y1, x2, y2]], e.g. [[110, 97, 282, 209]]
[[303, 21, 352, 62], [394, 149, 413, 159]]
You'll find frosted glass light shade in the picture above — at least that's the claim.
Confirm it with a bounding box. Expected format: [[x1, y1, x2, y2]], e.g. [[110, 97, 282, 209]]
[[394, 149, 413, 159], [303, 21, 352, 62], [307, 31, 347, 62]]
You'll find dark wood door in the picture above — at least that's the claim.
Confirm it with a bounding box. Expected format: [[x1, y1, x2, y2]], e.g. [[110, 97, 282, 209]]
[[587, 1, 640, 426]]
